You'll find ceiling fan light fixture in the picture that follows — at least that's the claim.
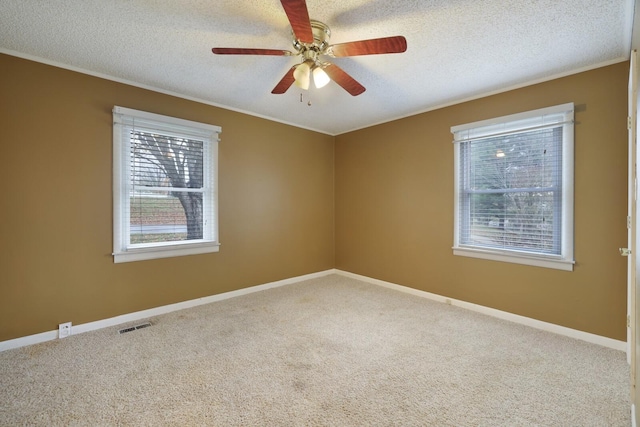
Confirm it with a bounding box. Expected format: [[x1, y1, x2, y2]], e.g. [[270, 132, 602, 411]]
[[293, 61, 312, 90], [313, 66, 330, 89], [212, 1, 408, 96]]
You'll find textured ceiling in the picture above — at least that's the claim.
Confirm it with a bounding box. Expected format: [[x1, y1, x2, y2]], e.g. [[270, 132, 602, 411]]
[[0, 0, 634, 135]]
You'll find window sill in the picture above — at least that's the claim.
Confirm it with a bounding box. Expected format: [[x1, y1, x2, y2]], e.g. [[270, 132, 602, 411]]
[[114, 241, 220, 263], [453, 246, 574, 271]]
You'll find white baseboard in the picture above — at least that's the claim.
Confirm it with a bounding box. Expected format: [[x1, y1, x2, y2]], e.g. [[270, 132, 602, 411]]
[[1, 268, 626, 353], [335, 270, 627, 352], [0, 330, 60, 351], [0, 269, 337, 352]]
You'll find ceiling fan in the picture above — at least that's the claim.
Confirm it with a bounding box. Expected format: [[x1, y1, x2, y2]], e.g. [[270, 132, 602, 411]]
[[212, 0, 407, 96]]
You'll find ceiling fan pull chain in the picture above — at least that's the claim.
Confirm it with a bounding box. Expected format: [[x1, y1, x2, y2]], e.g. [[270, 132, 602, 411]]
[[299, 93, 312, 106]]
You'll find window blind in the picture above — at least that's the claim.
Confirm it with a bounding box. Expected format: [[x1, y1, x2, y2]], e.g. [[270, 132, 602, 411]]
[[129, 130, 210, 244], [458, 127, 562, 254], [113, 106, 221, 263], [451, 103, 574, 267]]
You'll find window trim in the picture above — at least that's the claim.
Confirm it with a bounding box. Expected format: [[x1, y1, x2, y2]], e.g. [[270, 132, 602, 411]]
[[113, 106, 221, 263], [452, 103, 574, 271]]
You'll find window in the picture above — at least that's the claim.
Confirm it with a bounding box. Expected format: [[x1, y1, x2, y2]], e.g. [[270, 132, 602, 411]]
[[452, 103, 574, 271], [113, 106, 221, 263]]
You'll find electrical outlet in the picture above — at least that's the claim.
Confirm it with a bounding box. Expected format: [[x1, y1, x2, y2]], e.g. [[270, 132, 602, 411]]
[[59, 322, 72, 339]]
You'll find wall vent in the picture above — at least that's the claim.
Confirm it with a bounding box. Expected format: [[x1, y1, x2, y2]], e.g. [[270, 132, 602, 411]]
[[118, 322, 152, 334]]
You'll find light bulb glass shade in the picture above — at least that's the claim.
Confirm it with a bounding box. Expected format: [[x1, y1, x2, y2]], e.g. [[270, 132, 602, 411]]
[[293, 62, 311, 90], [313, 66, 330, 88]]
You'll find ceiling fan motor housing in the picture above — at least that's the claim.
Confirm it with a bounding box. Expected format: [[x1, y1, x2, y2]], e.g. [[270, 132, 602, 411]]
[[292, 20, 331, 55]]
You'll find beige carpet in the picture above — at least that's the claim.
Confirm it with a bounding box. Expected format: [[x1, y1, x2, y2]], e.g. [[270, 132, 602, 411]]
[[0, 274, 630, 426]]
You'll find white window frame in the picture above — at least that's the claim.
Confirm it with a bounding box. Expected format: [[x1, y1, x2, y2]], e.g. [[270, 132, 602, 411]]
[[113, 106, 221, 263], [451, 103, 574, 271]]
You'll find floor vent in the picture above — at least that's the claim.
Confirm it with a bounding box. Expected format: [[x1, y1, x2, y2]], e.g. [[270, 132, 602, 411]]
[[118, 322, 152, 334]]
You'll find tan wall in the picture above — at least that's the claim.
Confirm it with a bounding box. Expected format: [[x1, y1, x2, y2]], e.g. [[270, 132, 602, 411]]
[[335, 62, 629, 340], [0, 54, 335, 341], [0, 54, 629, 343]]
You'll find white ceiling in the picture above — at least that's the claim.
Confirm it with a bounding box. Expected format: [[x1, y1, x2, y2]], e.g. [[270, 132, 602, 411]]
[[0, 0, 634, 135]]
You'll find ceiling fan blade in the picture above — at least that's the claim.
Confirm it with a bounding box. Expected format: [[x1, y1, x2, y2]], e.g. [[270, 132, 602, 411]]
[[212, 48, 293, 56], [280, 0, 314, 44], [323, 63, 366, 96], [271, 66, 297, 94], [327, 36, 407, 57]]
